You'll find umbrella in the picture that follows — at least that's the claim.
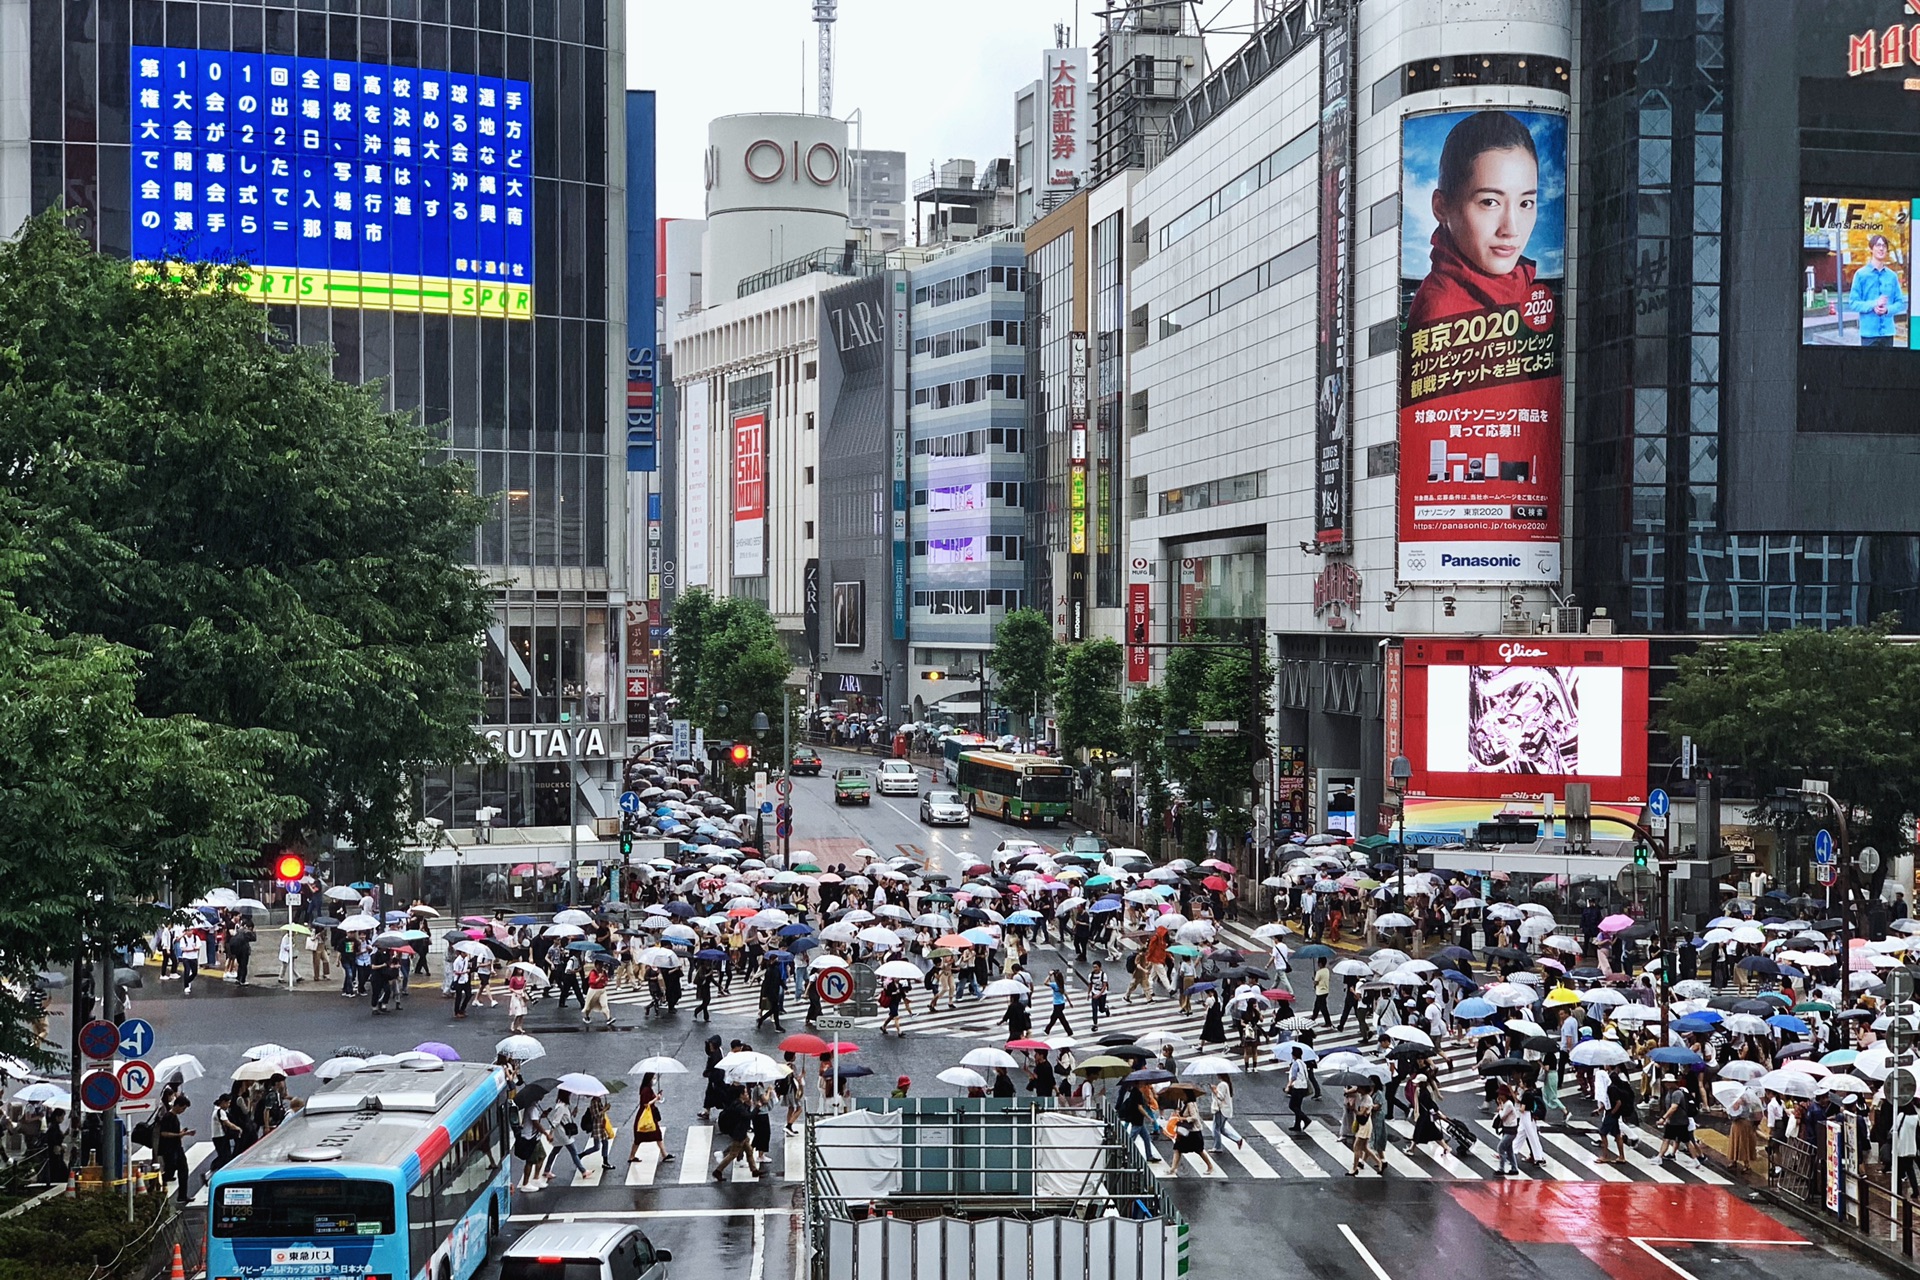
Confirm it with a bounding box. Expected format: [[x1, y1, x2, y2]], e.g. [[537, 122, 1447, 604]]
[[324, 886, 363, 901], [629, 1056, 690, 1076], [1385, 1026, 1434, 1048], [1569, 1041, 1631, 1068], [1717, 1061, 1768, 1082], [938, 1066, 988, 1089], [152, 1053, 205, 1084], [722, 1053, 785, 1084], [557, 1072, 608, 1098], [832, 1064, 875, 1080], [1483, 983, 1537, 1008], [230, 1060, 284, 1082], [1649, 1047, 1704, 1067], [11, 1083, 70, 1106], [1181, 1055, 1240, 1076], [962, 1047, 1019, 1069], [1454, 998, 1496, 1020], [1122, 1069, 1174, 1086], [338, 914, 380, 931], [1477, 1057, 1532, 1076], [1757, 1069, 1816, 1099], [314, 1056, 367, 1081], [874, 961, 924, 982], [1075, 1056, 1133, 1079], [1333, 959, 1374, 978], [1599, 914, 1634, 932], [494, 1035, 546, 1063], [413, 1042, 461, 1062]]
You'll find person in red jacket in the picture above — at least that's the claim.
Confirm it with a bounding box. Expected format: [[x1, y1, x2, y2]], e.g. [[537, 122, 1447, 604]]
[[1408, 110, 1541, 328]]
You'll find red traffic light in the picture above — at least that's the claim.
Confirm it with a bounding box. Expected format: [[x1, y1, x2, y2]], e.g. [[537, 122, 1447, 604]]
[[273, 853, 306, 882], [728, 743, 753, 767]]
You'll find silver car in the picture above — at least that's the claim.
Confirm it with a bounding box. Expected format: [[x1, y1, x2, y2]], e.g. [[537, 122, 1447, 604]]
[[920, 789, 971, 826], [500, 1221, 672, 1280]]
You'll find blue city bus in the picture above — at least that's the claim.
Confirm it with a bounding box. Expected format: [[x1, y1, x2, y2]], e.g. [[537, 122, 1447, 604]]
[[207, 1062, 511, 1280]]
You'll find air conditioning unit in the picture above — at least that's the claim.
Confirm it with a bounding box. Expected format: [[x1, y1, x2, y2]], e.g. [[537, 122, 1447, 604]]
[[1586, 608, 1615, 636], [1552, 606, 1584, 634]]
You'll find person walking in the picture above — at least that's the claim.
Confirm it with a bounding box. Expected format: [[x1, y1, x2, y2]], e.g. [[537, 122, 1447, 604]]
[[541, 1093, 587, 1180], [1285, 1045, 1313, 1132], [880, 978, 910, 1036], [210, 1092, 240, 1170], [1655, 1074, 1691, 1163], [449, 951, 474, 1019], [177, 929, 204, 995], [1406, 1074, 1448, 1161], [228, 920, 254, 986], [513, 1103, 547, 1191], [712, 1088, 763, 1179], [1311, 960, 1333, 1028], [506, 973, 529, 1034], [1167, 1098, 1213, 1176], [1117, 1083, 1161, 1165], [1493, 1083, 1523, 1176], [581, 1096, 613, 1171], [156, 1095, 194, 1203], [694, 961, 715, 1022], [1208, 1076, 1245, 1154], [1346, 1084, 1384, 1175], [1595, 1071, 1636, 1164], [581, 962, 614, 1028], [626, 1073, 673, 1167], [1043, 970, 1073, 1036], [756, 963, 787, 1033], [1086, 962, 1110, 1033]]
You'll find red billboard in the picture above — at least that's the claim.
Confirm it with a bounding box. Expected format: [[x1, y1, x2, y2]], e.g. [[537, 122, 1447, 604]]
[[1400, 636, 1649, 803]]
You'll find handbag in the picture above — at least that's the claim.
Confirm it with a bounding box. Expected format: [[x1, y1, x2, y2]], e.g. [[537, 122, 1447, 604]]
[[634, 1104, 659, 1135]]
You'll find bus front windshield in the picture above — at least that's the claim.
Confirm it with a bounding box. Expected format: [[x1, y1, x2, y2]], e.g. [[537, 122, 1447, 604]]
[[1019, 772, 1073, 805], [213, 1179, 397, 1238]]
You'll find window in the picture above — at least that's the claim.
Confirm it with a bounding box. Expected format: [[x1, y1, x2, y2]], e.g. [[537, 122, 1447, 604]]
[[1158, 124, 1317, 251], [214, 1180, 397, 1238], [1156, 237, 1314, 338], [804, 466, 815, 484], [803, 360, 817, 379], [1158, 470, 1265, 515], [804, 412, 815, 431], [1367, 319, 1397, 358], [804, 521, 815, 539], [1369, 193, 1400, 237], [1372, 53, 1570, 115]]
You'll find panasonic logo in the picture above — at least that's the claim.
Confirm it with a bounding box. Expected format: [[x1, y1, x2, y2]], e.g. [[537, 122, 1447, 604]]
[[1439, 554, 1523, 568]]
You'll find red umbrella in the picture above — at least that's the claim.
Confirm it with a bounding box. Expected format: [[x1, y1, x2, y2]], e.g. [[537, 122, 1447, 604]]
[[1005, 1039, 1051, 1051], [727, 907, 758, 918], [1262, 989, 1295, 1002], [780, 1033, 829, 1056], [1203, 876, 1230, 892], [823, 1041, 860, 1055]]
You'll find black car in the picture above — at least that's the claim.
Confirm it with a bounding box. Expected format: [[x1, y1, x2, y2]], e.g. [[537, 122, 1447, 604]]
[[789, 746, 823, 776]]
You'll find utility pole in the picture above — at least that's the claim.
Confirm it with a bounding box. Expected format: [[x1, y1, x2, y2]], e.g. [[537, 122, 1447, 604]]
[[1570, 791, 1674, 1046], [1797, 783, 1855, 1012]]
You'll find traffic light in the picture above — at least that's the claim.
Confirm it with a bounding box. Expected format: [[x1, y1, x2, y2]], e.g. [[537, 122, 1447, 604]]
[[619, 830, 633, 858], [728, 742, 753, 767], [925, 670, 944, 682], [1633, 842, 1650, 869], [273, 853, 306, 882]]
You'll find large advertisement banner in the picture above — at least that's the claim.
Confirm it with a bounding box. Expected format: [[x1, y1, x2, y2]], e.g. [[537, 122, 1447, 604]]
[[732, 412, 766, 578], [1801, 196, 1913, 348], [1312, 10, 1355, 549], [683, 380, 710, 587], [1397, 108, 1567, 584]]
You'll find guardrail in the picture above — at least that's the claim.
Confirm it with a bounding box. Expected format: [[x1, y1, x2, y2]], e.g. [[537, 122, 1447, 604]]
[[1769, 1125, 1920, 1260]]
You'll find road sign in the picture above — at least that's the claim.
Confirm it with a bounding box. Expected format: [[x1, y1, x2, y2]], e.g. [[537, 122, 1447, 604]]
[[776, 803, 793, 822], [618, 791, 643, 815], [814, 968, 853, 1005], [116, 1059, 156, 1101], [1889, 1021, 1916, 1053], [1814, 829, 1835, 861], [1859, 845, 1882, 875], [672, 719, 691, 762], [1894, 1069, 1919, 1107], [117, 1017, 157, 1059], [1647, 788, 1670, 819], [776, 777, 793, 798], [1889, 969, 1915, 1003], [815, 1014, 856, 1031], [78, 1020, 120, 1061], [776, 822, 793, 840], [80, 1070, 121, 1112]]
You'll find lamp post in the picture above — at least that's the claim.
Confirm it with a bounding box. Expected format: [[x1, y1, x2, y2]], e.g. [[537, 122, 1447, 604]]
[[1390, 754, 1413, 910]]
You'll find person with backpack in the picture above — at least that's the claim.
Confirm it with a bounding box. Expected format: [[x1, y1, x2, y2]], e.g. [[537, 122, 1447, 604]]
[[1596, 1071, 1638, 1163], [712, 1087, 763, 1179], [1086, 962, 1110, 1032], [1116, 1083, 1161, 1165], [1656, 1073, 1693, 1163]]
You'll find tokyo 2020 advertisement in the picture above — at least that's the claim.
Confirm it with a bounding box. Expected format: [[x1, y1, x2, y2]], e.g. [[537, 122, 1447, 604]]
[[1397, 108, 1566, 585]]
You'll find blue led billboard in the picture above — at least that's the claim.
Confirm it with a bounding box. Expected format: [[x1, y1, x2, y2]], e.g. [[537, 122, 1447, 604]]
[[131, 46, 534, 318]]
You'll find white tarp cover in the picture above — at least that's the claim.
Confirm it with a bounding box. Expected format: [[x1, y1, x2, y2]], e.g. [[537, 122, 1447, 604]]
[[815, 1108, 904, 1199], [1033, 1111, 1108, 1198]]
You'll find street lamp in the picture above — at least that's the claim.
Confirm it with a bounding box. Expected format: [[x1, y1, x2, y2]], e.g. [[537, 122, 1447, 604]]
[[1390, 755, 1413, 911]]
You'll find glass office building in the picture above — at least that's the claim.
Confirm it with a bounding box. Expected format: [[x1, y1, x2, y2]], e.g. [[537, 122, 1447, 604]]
[[1, 0, 631, 853]]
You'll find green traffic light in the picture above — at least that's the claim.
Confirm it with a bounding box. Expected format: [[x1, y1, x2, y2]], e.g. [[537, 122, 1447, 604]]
[[1633, 843, 1649, 868], [619, 832, 632, 857]]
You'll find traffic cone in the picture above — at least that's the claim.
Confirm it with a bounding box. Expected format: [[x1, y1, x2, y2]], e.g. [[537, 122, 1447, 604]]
[[168, 1242, 184, 1280]]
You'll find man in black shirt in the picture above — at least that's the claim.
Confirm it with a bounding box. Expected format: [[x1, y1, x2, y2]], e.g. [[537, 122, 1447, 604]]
[[157, 1096, 194, 1203], [228, 922, 254, 986], [712, 1089, 761, 1179]]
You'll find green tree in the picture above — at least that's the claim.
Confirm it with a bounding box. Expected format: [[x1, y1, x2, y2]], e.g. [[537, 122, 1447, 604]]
[[0, 213, 491, 870], [1055, 639, 1126, 761], [0, 549, 297, 1061], [1161, 641, 1273, 857], [1659, 619, 1920, 856], [988, 608, 1058, 736], [664, 588, 794, 745], [1122, 684, 1174, 853]]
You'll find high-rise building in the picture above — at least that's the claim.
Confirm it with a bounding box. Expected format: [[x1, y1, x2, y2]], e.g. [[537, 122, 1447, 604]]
[[848, 147, 905, 250], [0, 0, 633, 899]]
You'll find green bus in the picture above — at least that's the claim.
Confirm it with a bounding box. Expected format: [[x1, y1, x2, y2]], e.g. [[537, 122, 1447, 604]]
[[955, 751, 1075, 825]]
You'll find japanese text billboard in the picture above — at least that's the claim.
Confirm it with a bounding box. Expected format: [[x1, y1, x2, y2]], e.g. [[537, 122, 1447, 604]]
[[1397, 108, 1566, 583], [1043, 49, 1089, 196], [132, 47, 533, 318], [732, 413, 766, 578]]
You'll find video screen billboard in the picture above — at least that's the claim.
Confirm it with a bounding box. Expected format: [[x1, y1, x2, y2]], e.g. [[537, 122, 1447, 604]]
[[1397, 108, 1566, 584], [1399, 636, 1649, 805], [132, 46, 533, 318], [732, 413, 766, 578], [1802, 196, 1912, 348]]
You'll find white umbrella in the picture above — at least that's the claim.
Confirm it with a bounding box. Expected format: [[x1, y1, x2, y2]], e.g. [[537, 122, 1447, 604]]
[[153, 1053, 205, 1084], [1730, 926, 1766, 946], [11, 1083, 70, 1106], [1782, 1059, 1830, 1078], [857, 926, 902, 948], [1483, 983, 1537, 1008], [1712, 1080, 1759, 1110], [1608, 1005, 1663, 1025], [1333, 959, 1373, 978], [1569, 1041, 1631, 1068], [937, 1066, 987, 1089], [1580, 988, 1628, 1008], [1757, 1070, 1816, 1099], [962, 1047, 1019, 1069], [724, 1055, 787, 1085], [542, 923, 584, 939], [1821, 1073, 1870, 1096], [338, 915, 380, 931], [1519, 918, 1556, 940], [1721, 1014, 1772, 1037], [874, 961, 924, 982], [1717, 1061, 1768, 1082], [1368, 949, 1412, 975], [1181, 1055, 1241, 1076], [454, 940, 493, 958], [323, 886, 363, 902], [557, 1072, 608, 1098], [551, 909, 595, 927], [982, 979, 1027, 999], [1486, 904, 1523, 921], [637, 948, 682, 969], [1136, 1031, 1189, 1050], [1253, 923, 1293, 939], [820, 923, 859, 943], [241, 1043, 291, 1061], [494, 1035, 546, 1063], [1374, 913, 1416, 930], [1385, 1026, 1434, 1048], [630, 1056, 690, 1076], [1175, 922, 1216, 945], [230, 1060, 284, 1082], [1503, 1018, 1548, 1038], [314, 1056, 367, 1081], [1381, 968, 1428, 987]]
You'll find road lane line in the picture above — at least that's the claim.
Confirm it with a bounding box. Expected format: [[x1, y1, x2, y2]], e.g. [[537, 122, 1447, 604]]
[[1338, 1224, 1394, 1280], [749, 1207, 767, 1280], [1629, 1238, 1701, 1280]]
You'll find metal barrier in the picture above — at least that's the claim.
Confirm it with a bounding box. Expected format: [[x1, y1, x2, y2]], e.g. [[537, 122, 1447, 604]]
[[1769, 1122, 1920, 1259], [805, 1099, 1185, 1280]]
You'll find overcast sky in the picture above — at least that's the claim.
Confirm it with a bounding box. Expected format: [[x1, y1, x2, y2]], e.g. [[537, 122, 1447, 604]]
[[630, 0, 1267, 223]]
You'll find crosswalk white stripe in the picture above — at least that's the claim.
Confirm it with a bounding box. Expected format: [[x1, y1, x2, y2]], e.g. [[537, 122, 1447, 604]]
[[1251, 1120, 1331, 1178], [571, 1154, 606, 1187], [1542, 1131, 1630, 1182], [624, 1147, 661, 1185], [784, 1128, 805, 1183], [679, 1125, 713, 1183], [1217, 1137, 1278, 1179], [1295, 1119, 1380, 1176], [1591, 1132, 1684, 1183], [1384, 1119, 1482, 1178]]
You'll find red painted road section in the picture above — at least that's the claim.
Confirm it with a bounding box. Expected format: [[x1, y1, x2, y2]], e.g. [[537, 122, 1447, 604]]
[[1448, 1182, 1806, 1280]]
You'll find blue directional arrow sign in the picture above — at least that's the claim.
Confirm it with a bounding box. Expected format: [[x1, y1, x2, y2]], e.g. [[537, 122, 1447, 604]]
[[1814, 829, 1835, 862], [1647, 789, 1670, 819], [116, 1017, 156, 1059], [618, 791, 643, 816]]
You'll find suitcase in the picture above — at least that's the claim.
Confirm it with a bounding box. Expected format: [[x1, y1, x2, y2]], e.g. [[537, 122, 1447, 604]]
[[1439, 1114, 1476, 1159]]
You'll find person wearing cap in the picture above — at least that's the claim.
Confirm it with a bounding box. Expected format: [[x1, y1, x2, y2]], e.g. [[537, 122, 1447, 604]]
[[891, 1075, 911, 1099], [1405, 1072, 1447, 1160]]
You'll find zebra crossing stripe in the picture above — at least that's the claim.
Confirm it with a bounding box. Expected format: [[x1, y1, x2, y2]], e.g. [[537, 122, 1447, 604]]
[[784, 1128, 805, 1183], [1217, 1139, 1278, 1179], [1542, 1131, 1630, 1183], [1384, 1119, 1481, 1178], [1250, 1120, 1331, 1178], [571, 1156, 606, 1188], [1295, 1119, 1381, 1176], [625, 1147, 661, 1186], [679, 1125, 713, 1184]]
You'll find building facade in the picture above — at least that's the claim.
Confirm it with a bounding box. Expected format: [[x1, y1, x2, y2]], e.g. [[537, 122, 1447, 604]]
[[0, 0, 633, 890]]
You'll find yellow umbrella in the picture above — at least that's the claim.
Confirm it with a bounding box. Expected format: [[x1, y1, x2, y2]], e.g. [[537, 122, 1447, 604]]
[[1543, 987, 1581, 1007]]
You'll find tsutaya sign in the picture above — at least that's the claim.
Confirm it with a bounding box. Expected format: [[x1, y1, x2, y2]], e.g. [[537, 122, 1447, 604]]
[[480, 724, 625, 762]]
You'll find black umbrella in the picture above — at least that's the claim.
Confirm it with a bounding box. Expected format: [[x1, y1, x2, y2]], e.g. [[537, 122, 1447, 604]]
[[482, 938, 519, 960], [515, 1077, 559, 1109], [1482, 946, 1529, 963], [1730, 999, 1775, 1015], [1098, 1032, 1141, 1046], [1387, 1044, 1437, 1061], [336, 1045, 375, 1058], [1477, 1056, 1531, 1076], [1122, 1068, 1174, 1085], [1520, 1036, 1558, 1054], [832, 1064, 875, 1079], [1615, 923, 1656, 941], [1221, 965, 1270, 982], [311, 917, 341, 929], [1736, 956, 1781, 976], [1104, 1045, 1155, 1061], [1431, 947, 1476, 966]]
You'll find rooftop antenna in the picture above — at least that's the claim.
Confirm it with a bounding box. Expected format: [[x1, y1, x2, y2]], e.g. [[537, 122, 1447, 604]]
[[813, 0, 837, 116]]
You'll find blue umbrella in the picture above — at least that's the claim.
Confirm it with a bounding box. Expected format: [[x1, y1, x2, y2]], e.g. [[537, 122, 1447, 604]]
[[961, 928, 997, 947], [778, 922, 815, 937], [350, 881, 376, 890], [1685, 1008, 1724, 1025], [1008, 911, 1042, 925], [1649, 1047, 1703, 1066], [655, 805, 676, 817], [1766, 1014, 1810, 1035], [1090, 898, 1123, 914], [663, 902, 696, 918], [1672, 1016, 1718, 1035], [1454, 997, 1496, 1019], [1295, 944, 1335, 961], [566, 941, 607, 953], [1439, 969, 1479, 989], [1465, 1025, 1506, 1039], [510, 915, 540, 926], [694, 948, 728, 962], [788, 938, 822, 954]]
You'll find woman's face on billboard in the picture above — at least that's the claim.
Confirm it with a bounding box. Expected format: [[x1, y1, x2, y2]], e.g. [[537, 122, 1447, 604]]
[[1433, 146, 1539, 277]]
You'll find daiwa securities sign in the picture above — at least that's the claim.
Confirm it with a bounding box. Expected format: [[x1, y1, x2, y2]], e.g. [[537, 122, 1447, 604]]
[[1043, 49, 1089, 196], [1396, 108, 1568, 584]]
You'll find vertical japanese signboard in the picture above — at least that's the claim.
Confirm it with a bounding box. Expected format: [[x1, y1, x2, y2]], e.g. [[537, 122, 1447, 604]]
[[1312, 10, 1356, 549], [1043, 49, 1090, 197], [1397, 108, 1566, 584], [1127, 555, 1152, 683], [684, 379, 710, 587], [625, 91, 658, 472], [732, 412, 766, 578]]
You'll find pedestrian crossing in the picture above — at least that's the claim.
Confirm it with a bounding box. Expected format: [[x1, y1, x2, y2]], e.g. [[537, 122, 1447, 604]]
[[516, 1112, 1727, 1189]]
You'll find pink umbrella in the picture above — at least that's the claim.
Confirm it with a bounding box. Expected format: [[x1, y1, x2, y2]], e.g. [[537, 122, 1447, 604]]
[[1599, 914, 1634, 933]]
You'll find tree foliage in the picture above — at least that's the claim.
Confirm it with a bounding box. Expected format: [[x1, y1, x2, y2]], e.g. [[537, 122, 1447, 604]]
[[1659, 619, 1920, 851], [988, 608, 1058, 733], [1161, 641, 1273, 856], [1054, 639, 1125, 761], [1122, 684, 1174, 848], [665, 588, 795, 744], [0, 213, 492, 870]]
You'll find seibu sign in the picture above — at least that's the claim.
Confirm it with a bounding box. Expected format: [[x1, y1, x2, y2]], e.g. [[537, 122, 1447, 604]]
[[480, 724, 624, 762]]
